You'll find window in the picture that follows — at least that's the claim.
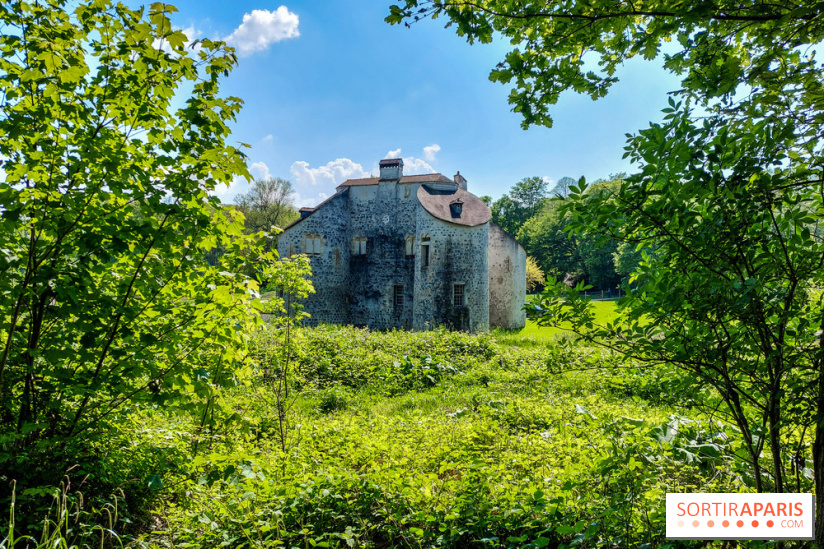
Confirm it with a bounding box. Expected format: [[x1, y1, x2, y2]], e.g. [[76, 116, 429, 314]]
[[393, 285, 404, 307], [353, 237, 367, 256], [405, 236, 415, 256], [305, 234, 321, 255], [450, 199, 463, 217], [421, 235, 430, 267], [453, 284, 465, 307]]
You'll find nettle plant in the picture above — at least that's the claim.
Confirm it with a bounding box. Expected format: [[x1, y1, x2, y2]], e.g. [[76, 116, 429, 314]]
[[0, 0, 300, 486]]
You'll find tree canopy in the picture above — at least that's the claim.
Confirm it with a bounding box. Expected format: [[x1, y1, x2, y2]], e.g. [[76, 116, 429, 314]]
[[388, 0, 824, 127], [0, 0, 312, 495], [235, 177, 299, 236], [490, 176, 548, 236], [389, 0, 824, 542]]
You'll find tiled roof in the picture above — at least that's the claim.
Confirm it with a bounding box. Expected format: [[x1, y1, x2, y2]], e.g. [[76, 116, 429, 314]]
[[339, 177, 379, 187], [282, 192, 339, 230], [401, 174, 454, 184], [417, 185, 491, 227], [337, 173, 455, 188]]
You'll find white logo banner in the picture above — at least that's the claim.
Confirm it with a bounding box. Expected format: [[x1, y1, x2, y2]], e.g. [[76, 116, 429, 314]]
[[666, 493, 814, 540]]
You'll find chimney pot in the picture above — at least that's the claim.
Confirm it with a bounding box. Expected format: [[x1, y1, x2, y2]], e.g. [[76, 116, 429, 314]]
[[454, 170, 467, 190], [379, 158, 404, 181]]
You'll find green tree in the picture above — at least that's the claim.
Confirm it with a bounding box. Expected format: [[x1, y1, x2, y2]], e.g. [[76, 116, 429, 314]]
[[518, 200, 581, 280], [389, 0, 824, 541], [525, 256, 545, 293], [0, 0, 305, 500], [387, 1, 824, 129], [235, 177, 300, 243], [551, 176, 576, 199], [518, 178, 622, 290], [490, 176, 548, 236], [534, 100, 824, 507]]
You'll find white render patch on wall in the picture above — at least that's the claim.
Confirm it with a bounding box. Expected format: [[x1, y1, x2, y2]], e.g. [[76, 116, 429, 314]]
[[488, 223, 527, 329]]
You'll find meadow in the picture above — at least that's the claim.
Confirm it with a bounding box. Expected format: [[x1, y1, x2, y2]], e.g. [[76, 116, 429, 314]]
[[4, 304, 775, 549], [128, 318, 758, 548]]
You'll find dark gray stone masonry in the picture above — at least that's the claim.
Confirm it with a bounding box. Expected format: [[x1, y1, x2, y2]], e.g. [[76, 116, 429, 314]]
[[277, 158, 526, 332]]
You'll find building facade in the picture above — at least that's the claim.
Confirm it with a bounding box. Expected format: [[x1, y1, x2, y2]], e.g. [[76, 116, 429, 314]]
[[277, 158, 526, 332]]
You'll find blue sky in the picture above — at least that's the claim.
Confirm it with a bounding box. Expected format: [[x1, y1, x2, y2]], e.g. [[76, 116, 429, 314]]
[[163, 1, 683, 206]]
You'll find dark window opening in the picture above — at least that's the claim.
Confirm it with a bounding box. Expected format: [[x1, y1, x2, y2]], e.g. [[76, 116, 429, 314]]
[[454, 284, 465, 307], [422, 244, 430, 267], [450, 199, 464, 217], [394, 285, 404, 307]]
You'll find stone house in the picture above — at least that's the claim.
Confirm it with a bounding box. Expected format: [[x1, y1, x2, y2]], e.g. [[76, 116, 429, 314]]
[[277, 158, 526, 332]]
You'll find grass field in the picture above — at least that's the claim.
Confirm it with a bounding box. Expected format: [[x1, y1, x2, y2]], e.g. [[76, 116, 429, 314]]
[[123, 318, 753, 549], [8, 303, 764, 549], [495, 299, 620, 345]]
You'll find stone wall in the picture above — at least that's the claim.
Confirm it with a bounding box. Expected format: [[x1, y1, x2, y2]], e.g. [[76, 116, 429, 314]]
[[345, 180, 419, 329], [414, 207, 489, 332], [278, 177, 500, 333], [488, 222, 527, 329], [277, 191, 350, 326]]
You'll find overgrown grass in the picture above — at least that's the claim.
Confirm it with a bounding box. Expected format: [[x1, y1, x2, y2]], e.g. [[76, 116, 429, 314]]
[[126, 324, 755, 549], [4, 322, 776, 548]]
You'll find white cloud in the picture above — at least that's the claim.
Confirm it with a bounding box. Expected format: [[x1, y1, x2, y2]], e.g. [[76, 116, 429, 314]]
[[402, 157, 435, 174], [214, 176, 250, 204], [423, 144, 441, 162], [249, 161, 271, 180], [263, 134, 273, 142], [288, 157, 370, 208], [153, 25, 202, 54], [225, 6, 299, 57], [290, 158, 369, 187], [212, 161, 273, 204], [382, 148, 435, 175], [293, 192, 329, 209]]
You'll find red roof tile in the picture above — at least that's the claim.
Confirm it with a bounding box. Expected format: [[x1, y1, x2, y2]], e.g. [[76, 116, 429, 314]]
[[337, 173, 455, 188]]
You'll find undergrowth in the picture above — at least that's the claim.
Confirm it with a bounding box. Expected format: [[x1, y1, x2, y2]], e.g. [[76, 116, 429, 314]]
[[3, 325, 786, 548]]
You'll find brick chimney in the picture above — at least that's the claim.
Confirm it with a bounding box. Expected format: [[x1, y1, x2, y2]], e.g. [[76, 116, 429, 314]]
[[454, 171, 467, 190], [379, 158, 404, 181]]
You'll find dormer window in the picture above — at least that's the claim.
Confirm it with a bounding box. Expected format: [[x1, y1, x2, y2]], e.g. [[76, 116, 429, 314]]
[[450, 199, 463, 218]]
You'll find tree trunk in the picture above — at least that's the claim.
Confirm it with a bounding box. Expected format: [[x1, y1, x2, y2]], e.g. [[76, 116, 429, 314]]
[[814, 409, 824, 547], [769, 395, 784, 493], [814, 323, 824, 547]]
